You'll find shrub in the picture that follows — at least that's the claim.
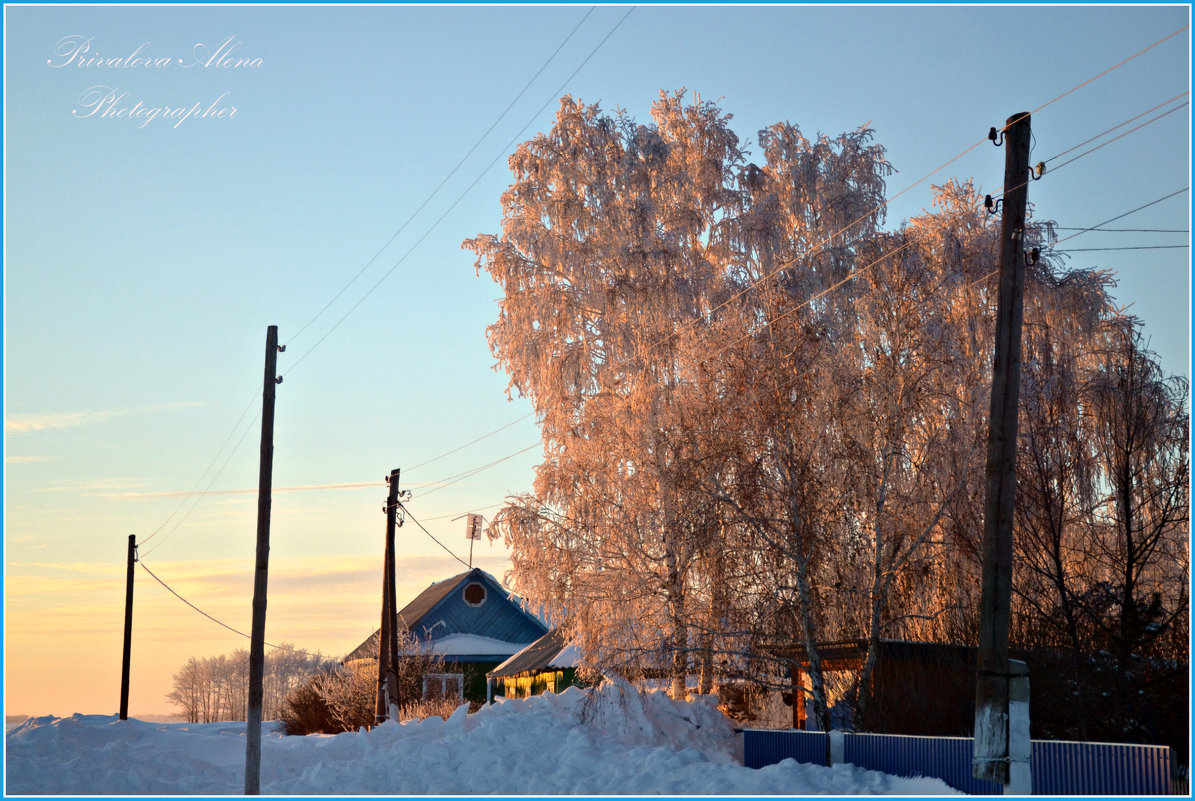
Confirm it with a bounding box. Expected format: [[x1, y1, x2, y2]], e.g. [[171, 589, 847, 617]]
[[281, 632, 471, 735], [279, 672, 334, 736]]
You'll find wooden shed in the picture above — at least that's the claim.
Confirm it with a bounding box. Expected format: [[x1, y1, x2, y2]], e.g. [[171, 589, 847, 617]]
[[346, 568, 548, 706], [486, 627, 583, 703], [787, 639, 981, 735]]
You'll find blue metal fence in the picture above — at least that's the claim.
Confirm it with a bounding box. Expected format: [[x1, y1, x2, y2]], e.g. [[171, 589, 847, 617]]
[[742, 729, 828, 769], [844, 732, 1002, 795], [1030, 739, 1171, 796], [743, 729, 1174, 795]]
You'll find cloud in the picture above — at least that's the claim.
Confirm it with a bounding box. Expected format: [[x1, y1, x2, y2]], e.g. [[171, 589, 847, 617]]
[[94, 481, 382, 500], [5, 402, 204, 435], [4, 455, 57, 464], [6, 409, 121, 434], [32, 477, 148, 494]]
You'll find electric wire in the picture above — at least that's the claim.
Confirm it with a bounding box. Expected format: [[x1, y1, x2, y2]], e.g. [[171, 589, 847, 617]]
[[405, 413, 534, 474], [1042, 91, 1189, 165], [1046, 101, 1188, 174], [987, 99, 1188, 210], [1052, 245, 1189, 253], [421, 502, 505, 522], [1020, 26, 1188, 121], [1048, 187, 1190, 250], [693, 241, 918, 375], [415, 443, 541, 499], [389, 105, 1194, 504], [133, 22, 1188, 620], [294, 22, 1195, 502], [138, 560, 326, 658], [646, 24, 1190, 360], [966, 188, 1193, 290], [286, 7, 597, 346], [139, 386, 261, 547], [135, 8, 616, 553], [141, 402, 264, 559], [400, 506, 471, 568], [1053, 227, 1187, 233], [282, 7, 635, 380]]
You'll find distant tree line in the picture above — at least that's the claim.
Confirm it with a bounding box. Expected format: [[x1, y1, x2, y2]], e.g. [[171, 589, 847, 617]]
[[465, 90, 1189, 748], [167, 646, 334, 723]]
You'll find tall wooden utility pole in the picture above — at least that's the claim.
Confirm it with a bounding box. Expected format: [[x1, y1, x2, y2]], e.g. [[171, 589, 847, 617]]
[[245, 325, 282, 796], [376, 468, 402, 723], [973, 113, 1032, 786], [119, 534, 136, 720]]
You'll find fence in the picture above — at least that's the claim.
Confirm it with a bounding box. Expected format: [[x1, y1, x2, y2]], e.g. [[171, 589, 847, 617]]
[[742, 728, 1175, 795]]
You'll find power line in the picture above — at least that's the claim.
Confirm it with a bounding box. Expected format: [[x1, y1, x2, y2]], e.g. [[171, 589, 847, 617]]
[[421, 501, 506, 522], [286, 7, 598, 347], [140, 404, 263, 560], [401, 505, 470, 568], [139, 387, 260, 549], [406, 32, 1190, 493], [681, 91, 1191, 392], [987, 100, 1188, 210], [416, 443, 541, 499], [138, 560, 327, 658], [1046, 101, 1188, 174], [137, 8, 605, 553], [283, 8, 635, 380], [1053, 227, 1187, 233], [647, 24, 1189, 360], [694, 240, 918, 374], [1021, 25, 1188, 120], [265, 21, 1193, 509], [1053, 245, 1189, 253], [1050, 188, 1190, 249], [405, 413, 534, 474], [1042, 91, 1189, 165]]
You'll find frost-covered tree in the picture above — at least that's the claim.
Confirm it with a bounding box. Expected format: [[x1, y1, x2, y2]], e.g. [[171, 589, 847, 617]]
[[167, 645, 331, 723], [468, 90, 1187, 738], [467, 90, 746, 698], [1083, 320, 1189, 736]]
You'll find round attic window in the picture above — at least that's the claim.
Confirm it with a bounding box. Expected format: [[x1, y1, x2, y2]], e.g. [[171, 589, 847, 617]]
[[462, 581, 487, 607]]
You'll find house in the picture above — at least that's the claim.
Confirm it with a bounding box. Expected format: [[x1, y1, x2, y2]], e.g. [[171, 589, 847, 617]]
[[485, 627, 585, 702], [345, 568, 548, 706]]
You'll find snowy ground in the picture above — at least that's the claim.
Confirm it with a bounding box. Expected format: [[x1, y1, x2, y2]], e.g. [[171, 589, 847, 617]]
[[5, 680, 961, 795]]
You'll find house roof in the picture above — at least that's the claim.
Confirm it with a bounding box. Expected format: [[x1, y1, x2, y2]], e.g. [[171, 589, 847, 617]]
[[344, 568, 547, 662], [487, 628, 580, 678]]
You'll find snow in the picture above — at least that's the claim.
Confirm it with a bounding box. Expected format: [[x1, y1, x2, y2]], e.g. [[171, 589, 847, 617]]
[[415, 632, 530, 657], [552, 643, 582, 668], [5, 680, 962, 795]]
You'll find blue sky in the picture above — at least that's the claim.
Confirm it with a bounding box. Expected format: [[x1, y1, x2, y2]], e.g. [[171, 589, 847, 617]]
[[4, 4, 1190, 716]]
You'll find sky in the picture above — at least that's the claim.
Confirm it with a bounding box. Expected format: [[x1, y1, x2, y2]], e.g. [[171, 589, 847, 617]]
[[4, 4, 1190, 718]]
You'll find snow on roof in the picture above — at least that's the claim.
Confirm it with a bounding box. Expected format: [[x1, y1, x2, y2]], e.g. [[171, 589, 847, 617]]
[[411, 632, 529, 658], [552, 643, 581, 668], [489, 628, 576, 677]]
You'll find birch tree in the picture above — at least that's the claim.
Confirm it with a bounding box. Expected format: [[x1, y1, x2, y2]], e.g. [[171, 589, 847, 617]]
[[468, 91, 746, 698]]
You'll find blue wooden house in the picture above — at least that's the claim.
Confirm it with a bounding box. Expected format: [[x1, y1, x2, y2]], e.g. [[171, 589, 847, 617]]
[[345, 568, 547, 706]]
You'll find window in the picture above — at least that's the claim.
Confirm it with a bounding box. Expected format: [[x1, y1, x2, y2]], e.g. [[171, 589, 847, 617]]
[[462, 581, 487, 607], [423, 672, 463, 702]]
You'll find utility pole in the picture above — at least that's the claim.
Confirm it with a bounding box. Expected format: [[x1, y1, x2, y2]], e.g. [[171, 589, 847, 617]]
[[973, 113, 1033, 789], [119, 534, 136, 721], [376, 468, 402, 723], [245, 325, 282, 796]]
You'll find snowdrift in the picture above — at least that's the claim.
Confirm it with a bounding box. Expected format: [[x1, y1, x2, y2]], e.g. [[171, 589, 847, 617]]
[[5, 681, 961, 795]]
